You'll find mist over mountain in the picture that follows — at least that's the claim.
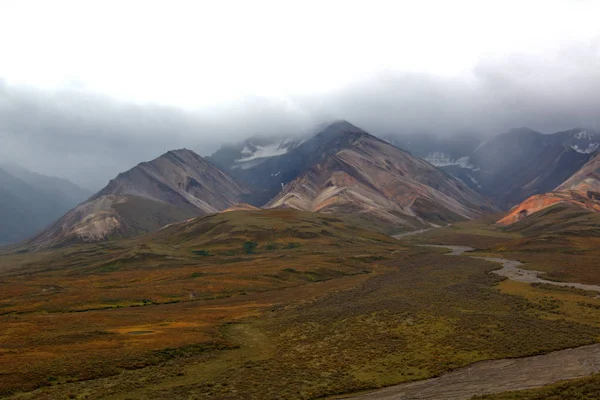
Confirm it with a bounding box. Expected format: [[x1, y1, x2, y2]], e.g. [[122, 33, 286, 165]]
[[1, 38, 599, 191], [0, 163, 91, 244]]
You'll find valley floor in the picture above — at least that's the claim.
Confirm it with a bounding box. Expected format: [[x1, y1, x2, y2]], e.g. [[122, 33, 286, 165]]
[[2, 213, 600, 399]]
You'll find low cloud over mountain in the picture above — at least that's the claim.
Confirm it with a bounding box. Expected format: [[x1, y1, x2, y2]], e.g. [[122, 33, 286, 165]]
[[1, 41, 599, 190]]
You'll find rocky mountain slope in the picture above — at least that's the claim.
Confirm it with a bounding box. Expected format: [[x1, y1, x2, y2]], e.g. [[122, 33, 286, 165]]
[[0, 165, 91, 244], [498, 152, 600, 226], [265, 122, 495, 230], [22, 149, 250, 249]]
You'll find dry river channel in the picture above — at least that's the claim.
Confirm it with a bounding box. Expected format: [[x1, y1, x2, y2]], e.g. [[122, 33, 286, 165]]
[[347, 243, 600, 399]]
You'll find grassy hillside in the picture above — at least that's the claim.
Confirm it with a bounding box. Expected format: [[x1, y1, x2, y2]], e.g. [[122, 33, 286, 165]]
[[4, 210, 600, 398], [503, 203, 600, 237]]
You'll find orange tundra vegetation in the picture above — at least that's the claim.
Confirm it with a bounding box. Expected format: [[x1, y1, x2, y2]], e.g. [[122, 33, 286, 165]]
[[0, 210, 401, 395]]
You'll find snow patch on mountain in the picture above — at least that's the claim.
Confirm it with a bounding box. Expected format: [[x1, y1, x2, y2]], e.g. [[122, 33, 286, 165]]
[[425, 153, 476, 169], [237, 144, 290, 162], [571, 143, 599, 154], [236, 138, 302, 163], [574, 130, 593, 140]]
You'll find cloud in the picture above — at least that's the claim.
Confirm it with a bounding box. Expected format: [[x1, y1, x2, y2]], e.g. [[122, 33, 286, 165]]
[[308, 42, 600, 135], [1, 41, 600, 190], [0, 84, 318, 190]]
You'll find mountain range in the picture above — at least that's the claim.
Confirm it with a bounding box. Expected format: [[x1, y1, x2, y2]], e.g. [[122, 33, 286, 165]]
[[15, 121, 492, 250], [7, 121, 600, 250]]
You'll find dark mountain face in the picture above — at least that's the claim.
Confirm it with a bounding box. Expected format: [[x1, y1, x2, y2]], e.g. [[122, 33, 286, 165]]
[[384, 133, 482, 167], [21, 149, 250, 250], [0, 165, 91, 245], [387, 128, 599, 210], [498, 152, 600, 226], [466, 128, 595, 208]]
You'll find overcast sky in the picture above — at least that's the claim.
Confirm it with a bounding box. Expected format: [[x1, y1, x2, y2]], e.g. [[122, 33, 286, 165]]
[[1, 0, 599, 190]]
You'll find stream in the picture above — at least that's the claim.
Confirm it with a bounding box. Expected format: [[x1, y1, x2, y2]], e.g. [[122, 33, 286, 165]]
[[422, 244, 600, 293], [347, 243, 600, 399]]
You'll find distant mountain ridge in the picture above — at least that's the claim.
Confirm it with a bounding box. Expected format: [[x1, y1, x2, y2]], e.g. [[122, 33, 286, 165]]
[[386, 127, 599, 209], [498, 151, 600, 226], [0, 162, 92, 206], [383, 133, 482, 168], [0, 164, 91, 244]]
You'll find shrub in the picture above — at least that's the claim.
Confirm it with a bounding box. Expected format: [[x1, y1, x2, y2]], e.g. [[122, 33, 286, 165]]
[[192, 249, 212, 256], [243, 241, 258, 254]]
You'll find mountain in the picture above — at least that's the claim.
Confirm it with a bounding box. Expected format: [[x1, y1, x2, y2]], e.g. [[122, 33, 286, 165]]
[[211, 122, 436, 205], [498, 152, 600, 226], [0, 165, 91, 245], [397, 128, 599, 209], [465, 128, 597, 208], [21, 149, 250, 250], [556, 151, 600, 193], [264, 122, 495, 231]]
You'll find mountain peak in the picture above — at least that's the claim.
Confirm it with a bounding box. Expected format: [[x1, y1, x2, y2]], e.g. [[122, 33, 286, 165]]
[[320, 119, 365, 134], [166, 148, 197, 157], [162, 148, 204, 162]]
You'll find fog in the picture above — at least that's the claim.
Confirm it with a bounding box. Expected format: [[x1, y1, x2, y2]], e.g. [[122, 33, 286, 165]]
[[0, 81, 318, 189], [1, 1, 599, 190]]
